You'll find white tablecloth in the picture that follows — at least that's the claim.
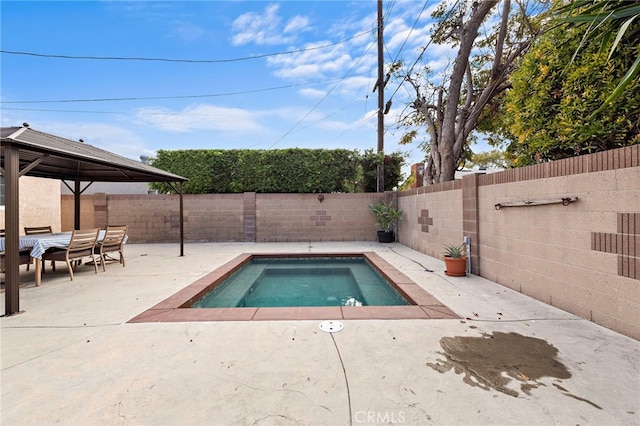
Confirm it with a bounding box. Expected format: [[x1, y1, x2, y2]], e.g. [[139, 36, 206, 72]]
[[0, 230, 108, 259]]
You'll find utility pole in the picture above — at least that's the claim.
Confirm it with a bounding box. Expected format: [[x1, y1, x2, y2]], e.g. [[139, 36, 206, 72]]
[[376, 0, 385, 193]]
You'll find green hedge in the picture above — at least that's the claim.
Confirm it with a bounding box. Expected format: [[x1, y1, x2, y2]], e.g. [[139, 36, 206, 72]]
[[149, 148, 405, 194]]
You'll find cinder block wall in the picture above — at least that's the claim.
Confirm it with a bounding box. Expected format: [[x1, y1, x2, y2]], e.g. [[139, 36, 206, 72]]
[[256, 193, 380, 242], [62, 193, 245, 243], [396, 145, 639, 339], [61, 192, 381, 243], [475, 151, 639, 339], [396, 180, 464, 259], [59, 145, 639, 339]]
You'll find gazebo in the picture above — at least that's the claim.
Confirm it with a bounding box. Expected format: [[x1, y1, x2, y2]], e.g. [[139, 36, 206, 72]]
[[1, 124, 188, 315]]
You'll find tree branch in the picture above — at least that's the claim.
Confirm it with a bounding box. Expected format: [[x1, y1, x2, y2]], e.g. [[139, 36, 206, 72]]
[[491, 0, 511, 81]]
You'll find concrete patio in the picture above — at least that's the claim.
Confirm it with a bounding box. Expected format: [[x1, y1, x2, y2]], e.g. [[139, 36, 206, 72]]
[[1, 242, 639, 425]]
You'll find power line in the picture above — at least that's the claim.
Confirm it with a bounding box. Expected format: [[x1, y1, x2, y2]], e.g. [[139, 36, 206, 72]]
[[386, 0, 460, 104], [0, 31, 373, 64], [0, 107, 124, 115], [0, 77, 357, 104], [333, 110, 379, 141], [267, 37, 378, 149], [388, 1, 431, 65]]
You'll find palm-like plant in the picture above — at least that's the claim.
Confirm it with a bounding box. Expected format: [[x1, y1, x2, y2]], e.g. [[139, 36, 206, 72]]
[[556, 0, 640, 114], [368, 201, 404, 233]]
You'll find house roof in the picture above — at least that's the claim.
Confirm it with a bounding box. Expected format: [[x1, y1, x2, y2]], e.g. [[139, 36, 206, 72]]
[[1, 125, 187, 183]]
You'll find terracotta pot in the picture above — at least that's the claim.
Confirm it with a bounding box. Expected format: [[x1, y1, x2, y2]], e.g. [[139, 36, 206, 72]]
[[444, 256, 467, 277]]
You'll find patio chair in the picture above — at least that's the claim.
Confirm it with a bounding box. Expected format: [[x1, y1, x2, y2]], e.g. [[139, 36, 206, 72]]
[[1, 228, 37, 273], [1, 226, 34, 272], [41, 228, 100, 281], [0, 251, 32, 273], [24, 226, 53, 235], [94, 225, 128, 272], [24, 226, 55, 272]]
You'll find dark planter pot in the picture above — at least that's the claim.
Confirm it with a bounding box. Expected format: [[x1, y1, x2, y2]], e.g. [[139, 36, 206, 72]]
[[444, 256, 467, 277], [377, 230, 395, 243]]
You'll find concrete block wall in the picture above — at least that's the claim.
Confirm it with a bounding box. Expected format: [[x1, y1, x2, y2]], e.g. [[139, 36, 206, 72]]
[[57, 145, 639, 339], [60, 192, 102, 231], [256, 193, 379, 242], [396, 145, 639, 339], [475, 151, 639, 339], [62, 193, 244, 243], [396, 180, 464, 259], [61, 192, 380, 244]]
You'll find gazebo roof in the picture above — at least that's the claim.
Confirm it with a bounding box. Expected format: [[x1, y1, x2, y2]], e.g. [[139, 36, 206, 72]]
[[1, 124, 187, 316], [1, 125, 187, 183]]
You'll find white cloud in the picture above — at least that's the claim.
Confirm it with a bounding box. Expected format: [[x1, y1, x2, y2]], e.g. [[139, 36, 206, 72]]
[[284, 15, 310, 34], [231, 3, 310, 46], [298, 88, 326, 99], [335, 75, 374, 96], [267, 41, 355, 80], [0, 105, 161, 158], [170, 21, 206, 42], [135, 104, 268, 134], [80, 125, 155, 159]]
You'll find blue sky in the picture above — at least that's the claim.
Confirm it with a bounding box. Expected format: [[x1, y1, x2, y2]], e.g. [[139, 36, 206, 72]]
[[1, 1, 491, 174]]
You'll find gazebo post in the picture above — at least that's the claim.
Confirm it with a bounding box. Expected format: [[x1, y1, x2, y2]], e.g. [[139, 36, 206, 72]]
[[179, 181, 184, 257], [1, 125, 188, 314], [3, 145, 20, 315], [74, 179, 81, 230]]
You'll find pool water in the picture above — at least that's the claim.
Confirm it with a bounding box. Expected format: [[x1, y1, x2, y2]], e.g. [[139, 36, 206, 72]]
[[192, 257, 409, 308]]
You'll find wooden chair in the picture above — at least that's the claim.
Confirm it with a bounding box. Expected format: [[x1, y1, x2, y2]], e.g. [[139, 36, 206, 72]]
[[42, 228, 100, 281], [24, 226, 55, 272], [24, 226, 53, 235], [1, 229, 37, 273], [0, 251, 32, 273], [94, 225, 128, 272]]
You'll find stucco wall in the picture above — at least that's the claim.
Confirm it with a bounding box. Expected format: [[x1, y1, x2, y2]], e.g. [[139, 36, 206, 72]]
[[1, 176, 61, 234]]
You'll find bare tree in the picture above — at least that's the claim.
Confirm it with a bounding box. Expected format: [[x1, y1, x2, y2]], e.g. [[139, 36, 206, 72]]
[[396, 0, 545, 183]]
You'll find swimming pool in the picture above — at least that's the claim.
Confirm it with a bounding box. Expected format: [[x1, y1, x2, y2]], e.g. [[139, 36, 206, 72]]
[[129, 252, 459, 322], [192, 257, 409, 308]]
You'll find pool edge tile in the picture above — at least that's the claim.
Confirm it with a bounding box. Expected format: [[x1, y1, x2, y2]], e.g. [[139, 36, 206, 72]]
[[131, 252, 460, 323], [252, 307, 344, 321]]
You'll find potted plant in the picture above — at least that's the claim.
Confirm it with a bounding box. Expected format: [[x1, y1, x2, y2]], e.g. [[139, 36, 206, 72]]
[[369, 201, 404, 243], [443, 244, 467, 277]]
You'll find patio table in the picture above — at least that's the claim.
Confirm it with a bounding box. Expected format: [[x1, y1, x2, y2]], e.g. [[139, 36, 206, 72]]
[[0, 230, 109, 286]]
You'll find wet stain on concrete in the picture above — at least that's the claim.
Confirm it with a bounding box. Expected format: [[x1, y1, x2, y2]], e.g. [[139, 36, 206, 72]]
[[427, 332, 576, 399]]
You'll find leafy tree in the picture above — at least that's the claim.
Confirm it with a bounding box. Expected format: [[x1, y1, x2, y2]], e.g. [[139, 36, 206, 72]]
[[394, 0, 547, 183], [504, 23, 640, 165], [556, 0, 640, 113], [359, 150, 406, 192], [465, 150, 508, 169]]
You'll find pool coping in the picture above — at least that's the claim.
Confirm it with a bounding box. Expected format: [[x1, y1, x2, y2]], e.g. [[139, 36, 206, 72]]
[[128, 252, 460, 323]]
